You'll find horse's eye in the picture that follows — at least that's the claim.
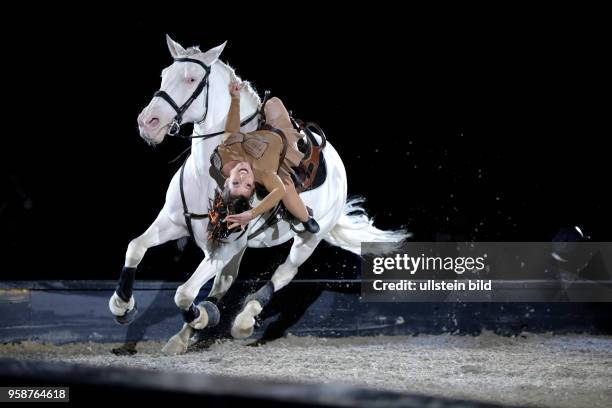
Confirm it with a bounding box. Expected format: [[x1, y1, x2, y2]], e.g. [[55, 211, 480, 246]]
[[189, 78, 196, 83]]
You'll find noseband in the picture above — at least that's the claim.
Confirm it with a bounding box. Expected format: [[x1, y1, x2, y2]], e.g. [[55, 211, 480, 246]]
[[154, 57, 211, 136]]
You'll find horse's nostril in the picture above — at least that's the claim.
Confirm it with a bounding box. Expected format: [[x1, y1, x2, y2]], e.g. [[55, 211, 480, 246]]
[[147, 117, 159, 127]]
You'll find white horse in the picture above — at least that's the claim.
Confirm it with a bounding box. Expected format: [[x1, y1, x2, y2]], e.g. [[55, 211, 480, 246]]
[[108, 36, 409, 354]]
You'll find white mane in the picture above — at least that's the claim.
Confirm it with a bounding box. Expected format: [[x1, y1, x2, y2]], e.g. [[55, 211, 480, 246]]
[[182, 46, 202, 55], [217, 60, 262, 108], [174, 44, 262, 109]]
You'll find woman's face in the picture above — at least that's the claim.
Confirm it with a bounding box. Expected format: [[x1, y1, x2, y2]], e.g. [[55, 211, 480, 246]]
[[226, 162, 255, 198]]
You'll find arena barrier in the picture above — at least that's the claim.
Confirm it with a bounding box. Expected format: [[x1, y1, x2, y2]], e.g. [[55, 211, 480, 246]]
[[1, 280, 610, 344]]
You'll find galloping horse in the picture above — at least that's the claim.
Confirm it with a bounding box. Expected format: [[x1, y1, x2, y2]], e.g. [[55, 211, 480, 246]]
[[108, 36, 409, 354]]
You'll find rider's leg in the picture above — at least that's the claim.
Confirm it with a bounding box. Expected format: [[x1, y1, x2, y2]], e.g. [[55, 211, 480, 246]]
[[281, 178, 309, 221], [281, 178, 319, 233]]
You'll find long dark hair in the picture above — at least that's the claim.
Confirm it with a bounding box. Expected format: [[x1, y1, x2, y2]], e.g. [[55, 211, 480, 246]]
[[207, 188, 253, 243]]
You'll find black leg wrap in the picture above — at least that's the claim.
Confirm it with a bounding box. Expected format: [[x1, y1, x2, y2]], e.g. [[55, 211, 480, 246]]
[[116, 266, 136, 302], [181, 302, 200, 323], [200, 301, 221, 327], [244, 281, 275, 309]]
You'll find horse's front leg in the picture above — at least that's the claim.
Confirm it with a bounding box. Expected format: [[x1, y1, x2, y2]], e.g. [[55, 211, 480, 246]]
[[162, 242, 246, 355], [207, 246, 246, 301], [109, 209, 186, 324], [231, 235, 321, 339]]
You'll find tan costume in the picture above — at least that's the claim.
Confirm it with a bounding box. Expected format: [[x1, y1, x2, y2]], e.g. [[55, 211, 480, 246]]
[[217, 96, 306, 219]]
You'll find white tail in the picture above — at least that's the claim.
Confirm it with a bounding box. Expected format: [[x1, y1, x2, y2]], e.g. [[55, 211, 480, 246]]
[[323, 197, 411, 256]]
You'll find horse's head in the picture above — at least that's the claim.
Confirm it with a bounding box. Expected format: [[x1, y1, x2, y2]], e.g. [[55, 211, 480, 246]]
[[137, 35, 226, 144]]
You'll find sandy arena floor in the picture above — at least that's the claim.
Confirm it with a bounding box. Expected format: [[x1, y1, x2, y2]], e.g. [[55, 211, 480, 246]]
[[1, 332, 611, 408]]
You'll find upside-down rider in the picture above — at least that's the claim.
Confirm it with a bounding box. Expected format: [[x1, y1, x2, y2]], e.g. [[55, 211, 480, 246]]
[[212, 81, 320, 234]]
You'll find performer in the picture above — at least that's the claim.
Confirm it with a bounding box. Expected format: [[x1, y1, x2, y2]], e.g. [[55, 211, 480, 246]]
[[213, 82, 320, 234]]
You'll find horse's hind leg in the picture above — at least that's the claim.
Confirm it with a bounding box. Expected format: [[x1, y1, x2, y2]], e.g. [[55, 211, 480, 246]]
[[231, 235, 321, 339], [109, 209, 186, 324], [161, 247, 246, 355]]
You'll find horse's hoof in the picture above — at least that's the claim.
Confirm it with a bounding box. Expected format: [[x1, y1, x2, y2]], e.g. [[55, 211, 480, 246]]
[[111, 345, 138, 356], [188, 304, 209, 330], [231, 324, 254, 339], [161, 334, 188, 355], [231, 300, 262, 339], [114, 303, 138, 325], [186, 300, 221, 330], [109, 292, 137, 325]]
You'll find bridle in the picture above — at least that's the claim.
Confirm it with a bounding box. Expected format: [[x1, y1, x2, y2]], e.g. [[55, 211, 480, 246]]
[[154, 57, 212, 137], [153, 57, 259, 141]]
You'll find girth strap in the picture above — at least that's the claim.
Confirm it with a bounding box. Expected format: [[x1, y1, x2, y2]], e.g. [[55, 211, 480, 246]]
[[179, 155, 209, 242], [179, 155, 248, 243]]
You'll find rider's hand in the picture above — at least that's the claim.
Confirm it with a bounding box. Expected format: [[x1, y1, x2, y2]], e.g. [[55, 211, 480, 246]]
[[225, 210, 253, 230], [229, 81, 243, 98]]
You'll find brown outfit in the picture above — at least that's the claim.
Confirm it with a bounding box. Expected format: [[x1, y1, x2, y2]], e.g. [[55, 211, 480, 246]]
[[217, 96, 306, 219]]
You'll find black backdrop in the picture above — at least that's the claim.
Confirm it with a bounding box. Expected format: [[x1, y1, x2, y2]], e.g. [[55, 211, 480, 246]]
[[2, 13, 610, 281]]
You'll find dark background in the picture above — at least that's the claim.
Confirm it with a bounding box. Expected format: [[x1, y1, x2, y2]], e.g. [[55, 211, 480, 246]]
[[2, 12, 610, 281]]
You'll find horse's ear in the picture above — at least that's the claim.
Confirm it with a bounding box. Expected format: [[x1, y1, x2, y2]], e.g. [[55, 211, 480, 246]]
[[198, 41, 227, 65], [166, 34, 186, 58]]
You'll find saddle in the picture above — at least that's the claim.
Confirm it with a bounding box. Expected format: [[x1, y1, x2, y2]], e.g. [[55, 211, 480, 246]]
[[256, 96, 327, 196]]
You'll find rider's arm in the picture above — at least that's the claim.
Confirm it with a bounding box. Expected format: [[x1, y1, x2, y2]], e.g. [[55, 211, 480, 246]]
[[223, 95, 241, 139], [250, 172, 286, 217]]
